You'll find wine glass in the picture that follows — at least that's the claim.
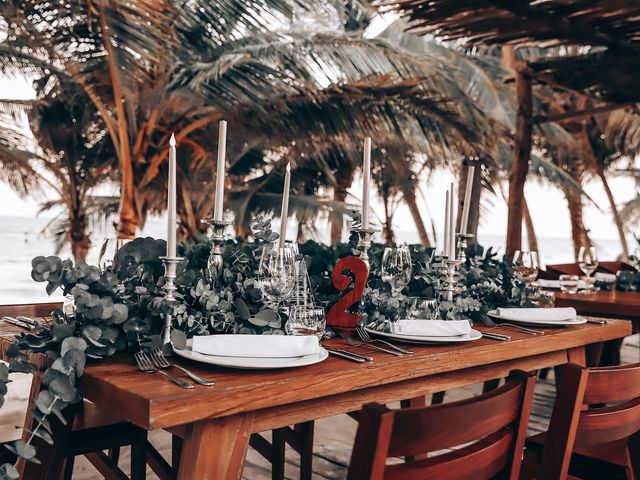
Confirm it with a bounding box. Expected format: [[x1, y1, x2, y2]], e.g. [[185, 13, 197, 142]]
[[381, 246, 412, 296], [257, 245, 297, 306], [578, 246, 599, 293], [512, 250, 539, 303]]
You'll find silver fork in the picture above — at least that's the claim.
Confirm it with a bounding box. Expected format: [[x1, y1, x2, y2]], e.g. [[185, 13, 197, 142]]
[[493, 323, 544, 335], [355, 326, 414, 355], [134, 352, 194, 389], [339, 331, 402, 356], [149, 348, 215, 386]]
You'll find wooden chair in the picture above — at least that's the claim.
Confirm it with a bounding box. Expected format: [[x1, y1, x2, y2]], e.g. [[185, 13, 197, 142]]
[[0, 303, 168, 480], [346, 370, 536, 480], [524, 362, 640, 479]]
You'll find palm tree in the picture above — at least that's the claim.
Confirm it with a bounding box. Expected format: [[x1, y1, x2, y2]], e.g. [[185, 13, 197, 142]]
[[0, 79, 116, 260]]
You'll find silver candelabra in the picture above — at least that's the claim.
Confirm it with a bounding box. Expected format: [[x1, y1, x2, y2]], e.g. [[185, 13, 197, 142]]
[[202, 217, 234, 285], [160, 255, 185, 355], [456, 233, 475, 265], [350, 226, 379, 265]]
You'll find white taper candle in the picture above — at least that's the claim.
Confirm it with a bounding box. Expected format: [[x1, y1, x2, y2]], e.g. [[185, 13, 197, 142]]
[[444, 191, 450, 258], [362, 137, 372, 229], [167, 133, 177, 258], [213, 120, 227, 222], [449, 183, 456, 258], [278, 163, 291, 249], [460, 165, 475, 235]]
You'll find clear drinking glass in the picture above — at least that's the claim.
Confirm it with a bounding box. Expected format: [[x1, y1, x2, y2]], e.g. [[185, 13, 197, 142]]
[[286, 305, 326, 338], [257, 246, 297, 305], [512, 250, 540, 287], [408, 297, 439, 320], [381, 246, 412, 296], [578, 246, 598, 293], [559, 274, 580, 294]]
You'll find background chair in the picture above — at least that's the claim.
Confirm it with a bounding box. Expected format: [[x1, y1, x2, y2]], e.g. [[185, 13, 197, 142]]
[[347, 370, 536, 480], [525, 362, 640, 479]]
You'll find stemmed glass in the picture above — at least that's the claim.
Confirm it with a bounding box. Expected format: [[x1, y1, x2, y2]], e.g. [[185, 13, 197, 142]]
[[381, 246, 412, 297], [578, 246, 599, 293], [512, 250, 540, 303], [257, 245, 297, 307]]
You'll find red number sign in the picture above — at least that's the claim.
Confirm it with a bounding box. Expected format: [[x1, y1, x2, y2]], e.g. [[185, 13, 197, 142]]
[[326, 256, 369, 331]]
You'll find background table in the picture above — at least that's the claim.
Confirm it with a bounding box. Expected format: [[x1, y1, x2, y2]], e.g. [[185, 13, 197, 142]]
[[555, 291, 640, 329], [555, 291, 639, 365], [77, 321, 630, 479]]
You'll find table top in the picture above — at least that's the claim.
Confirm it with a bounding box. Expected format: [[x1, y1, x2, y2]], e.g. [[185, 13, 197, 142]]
[[77, 320, 630, 430], [555, 291, 640, 322]]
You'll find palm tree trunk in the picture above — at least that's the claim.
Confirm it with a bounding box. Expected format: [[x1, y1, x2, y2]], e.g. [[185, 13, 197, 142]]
[[596, 165, 629, 260], [564, 188, 591, 260], [69, 210, 91, 262], [331, 163, 355, 244], [98, 5, 138, 239], [522, 197, 538, 253], [506, 64, 533, 256], [402, 185, 432, 247], [382, 192, 395, 245]]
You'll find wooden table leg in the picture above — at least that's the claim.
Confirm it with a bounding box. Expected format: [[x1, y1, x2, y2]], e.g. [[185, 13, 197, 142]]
[[567, 345, 586, 366], [178, 414, 253, 480]]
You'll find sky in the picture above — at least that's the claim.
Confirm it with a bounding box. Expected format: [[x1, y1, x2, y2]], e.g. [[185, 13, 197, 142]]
[[0, 73, 637, 258]]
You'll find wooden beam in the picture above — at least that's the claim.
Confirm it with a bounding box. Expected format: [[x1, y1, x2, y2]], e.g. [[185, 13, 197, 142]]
[[533, 103, 633, 124], [486, 0, 635, 52], [506, 62, 533, 257]]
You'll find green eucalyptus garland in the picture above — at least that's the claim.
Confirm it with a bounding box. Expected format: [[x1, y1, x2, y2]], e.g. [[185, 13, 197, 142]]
[[0, 217, 529, 477]]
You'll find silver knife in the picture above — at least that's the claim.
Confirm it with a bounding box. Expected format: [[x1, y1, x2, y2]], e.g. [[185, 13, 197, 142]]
[[325, 348, 367, 362], [16, 316, 39, 326], [482, 331, 511, 341], [3, 316, 36, 330], [332, 347, 373, 361]]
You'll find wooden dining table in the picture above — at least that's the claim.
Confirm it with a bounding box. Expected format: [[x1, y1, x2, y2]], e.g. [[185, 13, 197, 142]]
[[555, 291, 640, 330], [555, 290, 639, 365], [74, 320, 631, 479]]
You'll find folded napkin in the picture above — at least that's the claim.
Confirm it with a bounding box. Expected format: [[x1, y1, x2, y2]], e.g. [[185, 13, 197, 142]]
[[495, 307, 576, 321], [189, 335, 320, 358], [391, 320, 471, 337]]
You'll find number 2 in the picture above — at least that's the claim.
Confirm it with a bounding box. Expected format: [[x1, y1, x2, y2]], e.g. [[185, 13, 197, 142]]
[[326, 256, 369, 331]]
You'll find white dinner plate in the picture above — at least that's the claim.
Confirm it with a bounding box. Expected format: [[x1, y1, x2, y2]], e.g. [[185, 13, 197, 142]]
[[487, 310, 587, 327], [173, 346, 329, 369], [364, 327, 482, 344]]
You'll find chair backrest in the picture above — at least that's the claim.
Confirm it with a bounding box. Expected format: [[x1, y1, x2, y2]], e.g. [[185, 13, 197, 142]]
[[541, 362, 640, 479], [347, 370, 536, 480], [0, 302, 61, 476], [539, 261, 634, 279]]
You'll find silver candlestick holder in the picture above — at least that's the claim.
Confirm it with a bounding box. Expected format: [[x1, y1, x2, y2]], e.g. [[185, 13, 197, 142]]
[[437, 259, 460, 302], [160, 255, 185, 355], [456, 233, 475, 265], [202, 217, 234, 285], [350, 227, 379, 265]]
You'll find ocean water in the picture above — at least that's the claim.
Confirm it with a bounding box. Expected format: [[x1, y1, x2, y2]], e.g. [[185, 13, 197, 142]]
[[0, 216, 627, 304]]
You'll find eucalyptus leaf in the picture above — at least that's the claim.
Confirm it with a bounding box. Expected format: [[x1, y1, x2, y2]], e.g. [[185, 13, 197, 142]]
[[60, 337, 87, 357], [234, 299, 250, 320], [5, 440, 37, 461], [0, 463, 20, 479]]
